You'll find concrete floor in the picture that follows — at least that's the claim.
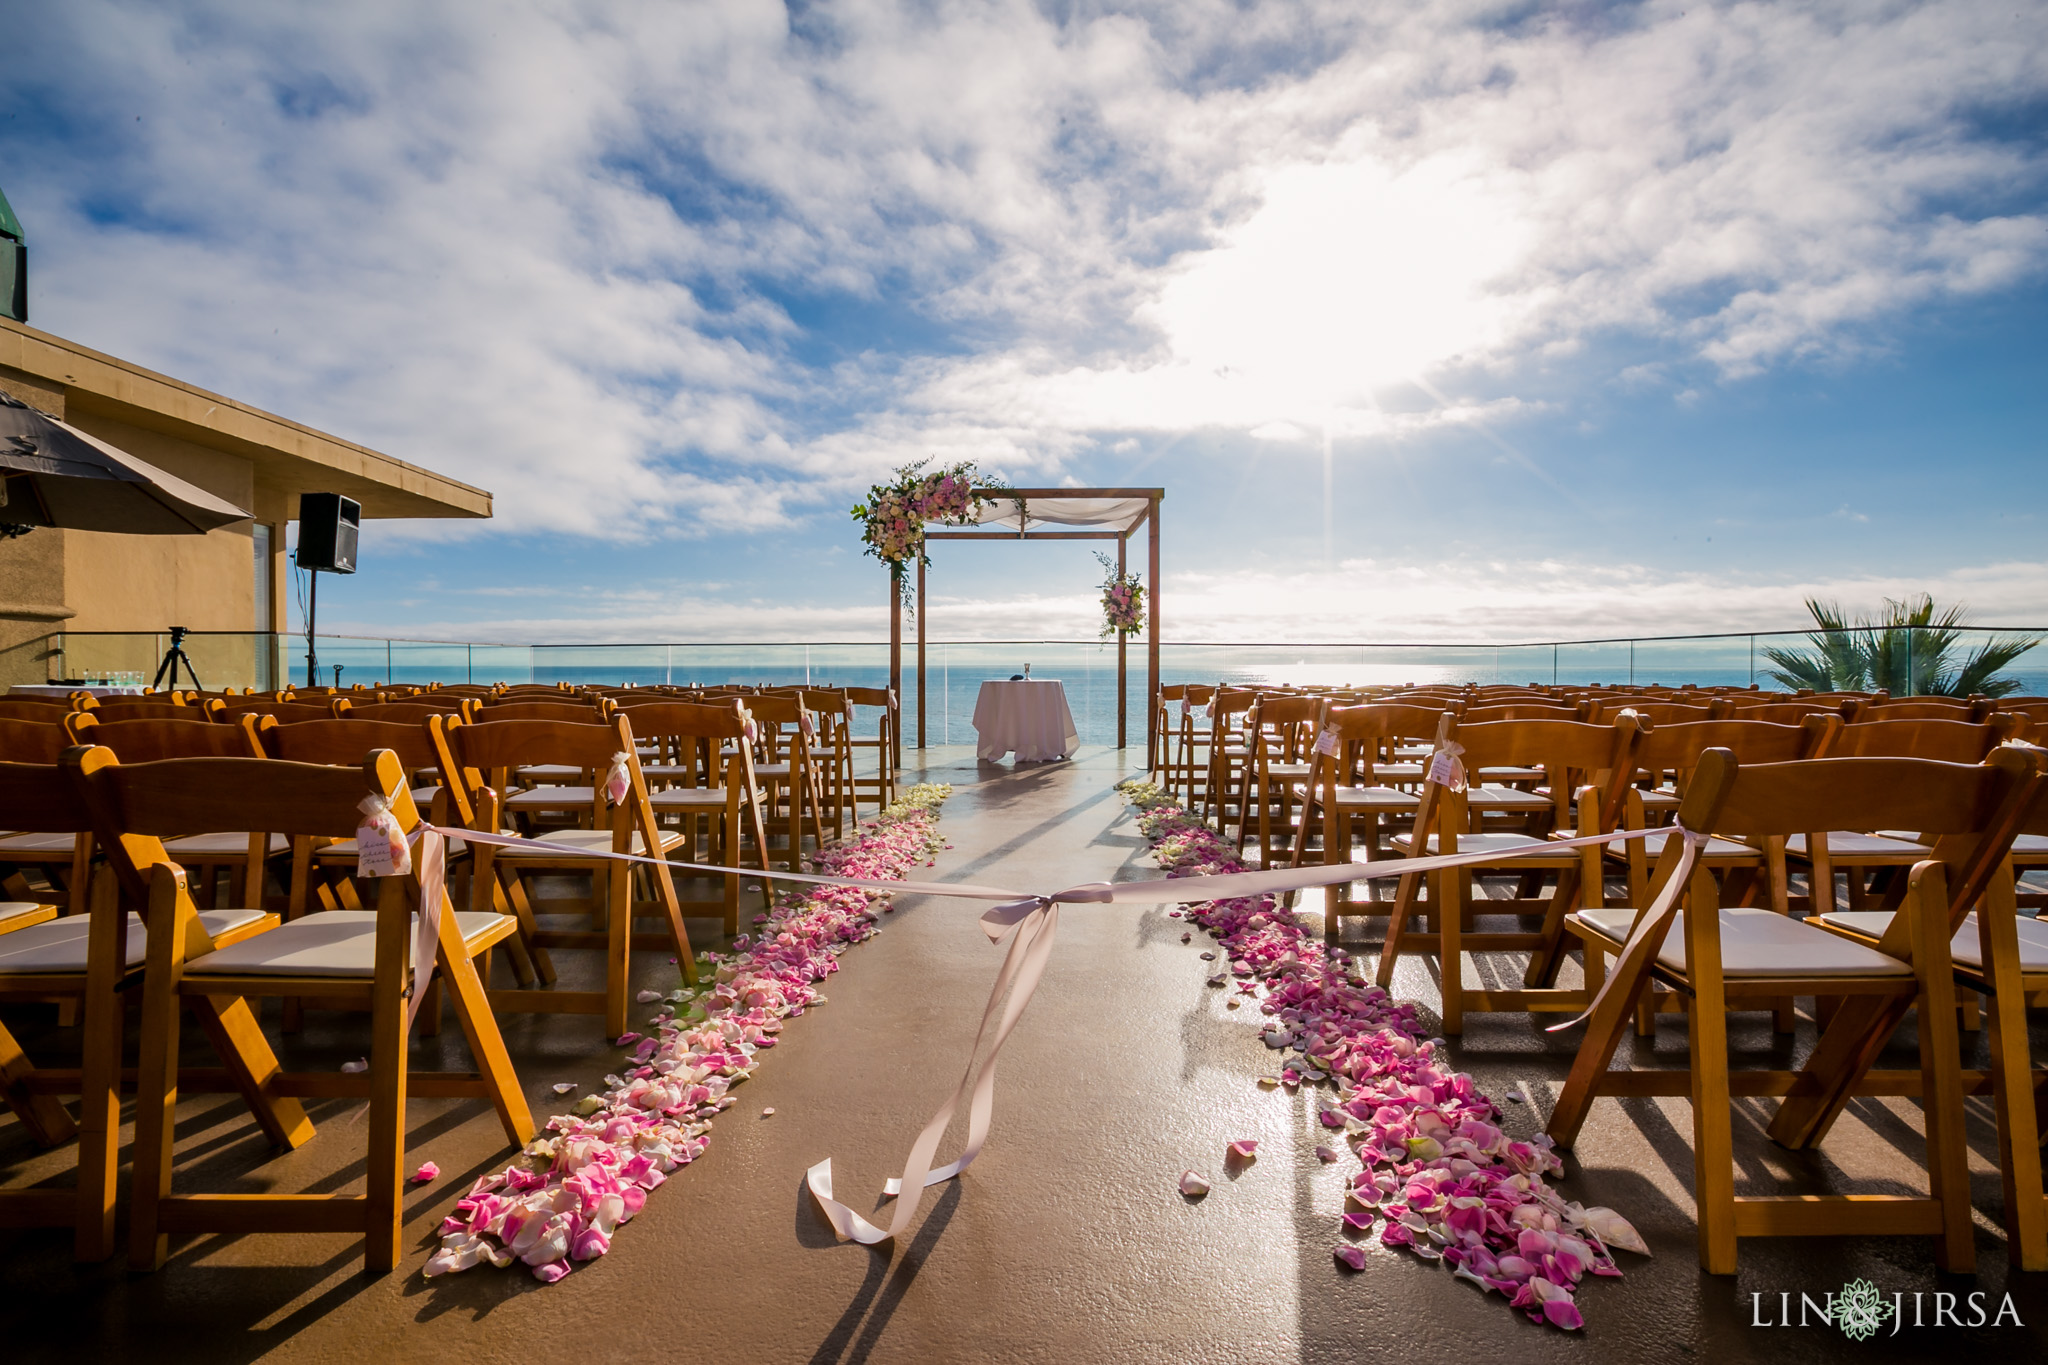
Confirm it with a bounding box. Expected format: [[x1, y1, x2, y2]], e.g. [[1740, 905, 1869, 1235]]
[[4, 745, 2047, 1361]]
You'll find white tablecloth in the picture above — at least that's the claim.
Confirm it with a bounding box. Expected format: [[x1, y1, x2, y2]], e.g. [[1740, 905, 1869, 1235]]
[[8, 684, 148, 698], [972, 680, 1079, 762]]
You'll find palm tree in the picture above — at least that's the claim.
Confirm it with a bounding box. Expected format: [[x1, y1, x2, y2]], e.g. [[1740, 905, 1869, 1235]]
[[1763, 595, 2040, 697], [1760, 599, 1867, 691]]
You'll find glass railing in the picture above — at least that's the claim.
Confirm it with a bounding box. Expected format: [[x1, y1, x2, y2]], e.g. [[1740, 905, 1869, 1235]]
[[25, 627, 2046, 746]]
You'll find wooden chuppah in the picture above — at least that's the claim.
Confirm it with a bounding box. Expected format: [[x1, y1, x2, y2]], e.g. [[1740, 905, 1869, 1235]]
[[886, 489, 1163, 761]]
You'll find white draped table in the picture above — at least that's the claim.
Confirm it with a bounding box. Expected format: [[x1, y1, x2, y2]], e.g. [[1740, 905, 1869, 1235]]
[[971, 679, 1079, 762], [8, 684, 147, 698]]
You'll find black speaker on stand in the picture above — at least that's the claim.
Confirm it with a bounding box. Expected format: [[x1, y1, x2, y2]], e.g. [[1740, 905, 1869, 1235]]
[[297, 493, 360, 689]]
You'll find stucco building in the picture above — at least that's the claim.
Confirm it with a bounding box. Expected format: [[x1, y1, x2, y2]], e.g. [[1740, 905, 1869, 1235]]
[[0, 316, 489, 686]]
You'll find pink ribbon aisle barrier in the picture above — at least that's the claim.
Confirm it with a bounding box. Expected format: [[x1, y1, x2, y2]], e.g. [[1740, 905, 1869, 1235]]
[[413, 818, 1706, 1246]]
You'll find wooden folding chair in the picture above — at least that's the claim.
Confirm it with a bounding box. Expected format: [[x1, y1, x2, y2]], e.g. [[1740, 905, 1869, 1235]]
[[1783, 717, 2017, 914], [87, 699, 219, 723], [1233, 695, 1325, 866], [842, 686, 898, 814], [1, 759, 293, 1261], [743, 694, 829, 872], [1200, 688, 1257, 825], [613, 700, 771, 935], [1165, 684, 1216, 806], [1805, 765, 2048, 1268], [1375, 714, 1644, 1033], [0, 697, 92, 723], [1150, 683, 1189, 777], [0, 761, 126, 1258], [71, 745, 533, 1272], [441, 714, 695, 1035], [259, 716, 532, 1027], [1550, 746, 2039, 1273], [1297, 703, 1448, 931], [1570, 714, 1840, 1036], [62, 714, 280, 912], [340, 699, 479, 724], [794, 689, 859, 841]]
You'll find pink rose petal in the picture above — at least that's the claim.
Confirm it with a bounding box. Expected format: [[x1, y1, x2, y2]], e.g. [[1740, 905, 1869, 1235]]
[[1333, 1244, 1367, 1271], [411, 1161, 440, 1184]]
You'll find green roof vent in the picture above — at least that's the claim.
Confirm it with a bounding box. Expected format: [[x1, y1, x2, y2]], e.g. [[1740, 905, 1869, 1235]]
[[0, 184, 24, 323]]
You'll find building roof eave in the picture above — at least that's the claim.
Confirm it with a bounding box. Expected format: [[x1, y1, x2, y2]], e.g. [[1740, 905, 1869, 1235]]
[[0, 317, 491, 520]]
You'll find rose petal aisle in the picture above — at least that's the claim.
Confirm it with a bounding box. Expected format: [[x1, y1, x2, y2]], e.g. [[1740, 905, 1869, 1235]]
[[424, 783, 955, 1284], [1118, 780, 1648, 1331]]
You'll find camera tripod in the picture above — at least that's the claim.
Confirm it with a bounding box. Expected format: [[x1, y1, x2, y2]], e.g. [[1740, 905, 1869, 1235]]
[[152, 626, 204, 692]]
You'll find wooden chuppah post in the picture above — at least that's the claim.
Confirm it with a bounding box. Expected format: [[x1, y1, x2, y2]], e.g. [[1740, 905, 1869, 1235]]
[[1147, 492, 1161, 765], [888, 566, 903, 768], [1116, 534, 1127, 750], [916, 555, 927, 748]]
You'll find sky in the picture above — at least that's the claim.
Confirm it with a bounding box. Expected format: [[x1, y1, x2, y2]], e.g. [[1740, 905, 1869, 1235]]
[[1, 0, 2044, 646]]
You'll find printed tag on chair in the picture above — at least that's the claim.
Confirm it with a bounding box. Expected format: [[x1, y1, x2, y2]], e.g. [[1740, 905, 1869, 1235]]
[[1426, 745, 1468, 793], [355, 796, 412, 878], [800, 712, 816, 739], [1315, 725, 1341, 757]]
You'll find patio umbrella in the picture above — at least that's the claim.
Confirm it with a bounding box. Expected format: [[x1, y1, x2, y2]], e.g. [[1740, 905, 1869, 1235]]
[[0, 388, 252, 534]]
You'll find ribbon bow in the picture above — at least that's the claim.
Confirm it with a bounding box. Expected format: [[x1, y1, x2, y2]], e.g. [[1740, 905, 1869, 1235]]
[[1427, 741, 1467, 793], [603, 752, 632, 806], [356, 795, 446, 1032]]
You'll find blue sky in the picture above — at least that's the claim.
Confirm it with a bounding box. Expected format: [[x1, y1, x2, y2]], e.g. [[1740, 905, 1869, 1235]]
[[1, 0, 2044, 643]]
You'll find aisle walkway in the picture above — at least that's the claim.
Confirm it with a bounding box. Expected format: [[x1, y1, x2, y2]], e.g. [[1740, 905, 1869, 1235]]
[[3, 747, 2044, 1361]]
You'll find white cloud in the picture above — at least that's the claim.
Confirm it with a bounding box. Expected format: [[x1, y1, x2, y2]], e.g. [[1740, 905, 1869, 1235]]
[[5, 0, 2044, 545], [332, 556, 2048, 647]]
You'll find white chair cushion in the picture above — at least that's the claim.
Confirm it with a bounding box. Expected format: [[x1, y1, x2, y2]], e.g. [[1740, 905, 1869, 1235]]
[[507, 785, 595, 809], [1817, 909, 2048, 972], [753, 763, 792, 780], [1332, 786, 1420, 810], [1637, 788, 1681, 811], [1786, 832, 1931, 858], [0, 831, 79, 855], [0, 908, 268, 974], [1389, 831, 1548, 856], [1263, 762, 1314, 779], [489, 827, 668, 857], [162, 832, 291, 859], [2011, 834, 2048, 856], [1477, 766, 1546, 783], [640, 764, 696, 781], [1372, 762, 1426, 781], [515, 764, 585, 783], [650, 786, 759, 810], [0, 901, 52, 928], [1467, 785, 1552, 810], [316, 834, 468, 859], [186, 909, 512, 978], [1392, 746, 1431, 761], [1575, 905, 1911, 978], [1629, 830, 1765, 859]]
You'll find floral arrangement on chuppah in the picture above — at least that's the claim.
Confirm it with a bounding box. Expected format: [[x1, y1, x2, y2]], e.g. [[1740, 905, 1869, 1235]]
[[1095, 552, 1146, 639], [852, 459, 1004, 600]]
